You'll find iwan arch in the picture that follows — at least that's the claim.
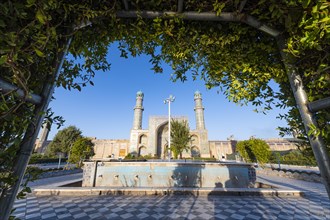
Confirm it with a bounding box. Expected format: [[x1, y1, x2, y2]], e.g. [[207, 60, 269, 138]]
[[129, 90, 208, 158], [90, 91, 297, 160]]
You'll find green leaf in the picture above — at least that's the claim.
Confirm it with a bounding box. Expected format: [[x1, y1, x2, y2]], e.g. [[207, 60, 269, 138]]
[[302, 0, 311, 9], [319, 3, 328, 10], [0, 55, 7, 65], [26, 0, 36, 7], [34, 47, 45, 57], [36, 10, 46, 24], [319, 17, 330, 23]]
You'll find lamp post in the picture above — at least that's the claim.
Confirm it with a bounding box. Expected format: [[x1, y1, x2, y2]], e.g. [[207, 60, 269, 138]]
[[57, 152, 62, 169], [164, 95, 175, 161], [66, 143, 73, 169]]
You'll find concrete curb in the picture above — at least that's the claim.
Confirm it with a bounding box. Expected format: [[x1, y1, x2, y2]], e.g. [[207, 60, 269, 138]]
[[257, 168, 322, 183]]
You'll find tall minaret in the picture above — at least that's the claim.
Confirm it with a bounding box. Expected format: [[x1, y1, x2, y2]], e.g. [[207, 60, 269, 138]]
[[194, 91, 205, 130], [132, 91, 144, 130]]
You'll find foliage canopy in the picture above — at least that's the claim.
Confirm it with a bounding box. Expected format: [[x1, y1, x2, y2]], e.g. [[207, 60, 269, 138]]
[[68, 137, 94, 167], [1, 0, 329, 156], [46, 126, 82, 157], [170, 119, 192, 159], [236, 138, 271, 164], [270, 150, 317, 166]]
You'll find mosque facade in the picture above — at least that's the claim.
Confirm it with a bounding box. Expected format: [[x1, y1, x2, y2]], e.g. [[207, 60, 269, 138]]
[[128, 91, 209, 158], [35, 91, 298, 160]]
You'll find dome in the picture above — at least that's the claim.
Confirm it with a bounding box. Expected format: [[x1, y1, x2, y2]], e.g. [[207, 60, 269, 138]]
[[136, 90, 144, 97], [194, 90, 202, 98]]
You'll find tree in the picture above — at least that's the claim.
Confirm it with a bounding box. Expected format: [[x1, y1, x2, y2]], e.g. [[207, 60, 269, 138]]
[[170, 119, 192, 159], [46, 126, 82, 157], [68, 137, 94, 167], [236, 138, 271, 165]]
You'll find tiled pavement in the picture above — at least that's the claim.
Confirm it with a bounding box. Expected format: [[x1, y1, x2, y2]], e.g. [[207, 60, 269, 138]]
[[27, 172, 83, 188], [13, 174, 330, 220]]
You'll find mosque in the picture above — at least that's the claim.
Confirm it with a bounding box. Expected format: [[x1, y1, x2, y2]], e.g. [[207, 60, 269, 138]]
[[128, 90, 209, 158], [35, 91, 297, 160]]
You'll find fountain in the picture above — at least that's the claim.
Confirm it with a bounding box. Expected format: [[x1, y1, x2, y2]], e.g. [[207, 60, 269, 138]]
[[82, 91, 256, 189], [82, 160, 256, 188]]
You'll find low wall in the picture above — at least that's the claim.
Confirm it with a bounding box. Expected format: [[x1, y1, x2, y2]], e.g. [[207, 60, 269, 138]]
[[82, 161, 256, 188], [38, 168, 82, 179], [24, 168, 82, 183], [257, 168, 322, 183]]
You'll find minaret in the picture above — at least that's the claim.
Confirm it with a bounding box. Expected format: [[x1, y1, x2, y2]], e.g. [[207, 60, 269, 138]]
[[132, 91, 144, 130], [194, 91, 205, 130]]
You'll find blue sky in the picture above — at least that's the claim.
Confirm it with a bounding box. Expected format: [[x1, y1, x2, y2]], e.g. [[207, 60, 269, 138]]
[[47, 45, 290, 141]]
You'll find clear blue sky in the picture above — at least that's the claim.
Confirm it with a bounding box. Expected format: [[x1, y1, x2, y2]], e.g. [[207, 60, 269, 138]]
[[47, 45, 290, 141]]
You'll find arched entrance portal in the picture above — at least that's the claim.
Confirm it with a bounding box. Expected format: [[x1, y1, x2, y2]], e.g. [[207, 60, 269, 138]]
[[191, 146, 200, 158], [138, 146, 147, 156], [139, 134, 148, 146], [156, 122, 169, 159]]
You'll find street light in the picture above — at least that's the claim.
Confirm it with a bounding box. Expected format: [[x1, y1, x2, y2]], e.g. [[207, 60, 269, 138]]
[[164, 95, 175, 161]]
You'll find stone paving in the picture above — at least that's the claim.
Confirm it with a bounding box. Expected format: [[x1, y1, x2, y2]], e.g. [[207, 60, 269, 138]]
[[13, 174, 330, 220], [27, 173, 83, 188]]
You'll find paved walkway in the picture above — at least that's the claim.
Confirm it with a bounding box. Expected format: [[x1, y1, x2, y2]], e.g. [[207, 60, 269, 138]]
[[13, 174, 329, 220], [27, 173, 83, 188]]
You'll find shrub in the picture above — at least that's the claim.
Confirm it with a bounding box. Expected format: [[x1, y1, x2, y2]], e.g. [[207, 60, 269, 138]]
[[28, 153, 65, 164], [236, 138, 270, 164], [271, 150, 318, 166]]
